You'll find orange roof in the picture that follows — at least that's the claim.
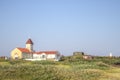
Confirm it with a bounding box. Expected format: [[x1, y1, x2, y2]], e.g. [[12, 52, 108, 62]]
[[35, 51, 58, 54], [17, 48, 30, 53], [26, 39, 33, 44]]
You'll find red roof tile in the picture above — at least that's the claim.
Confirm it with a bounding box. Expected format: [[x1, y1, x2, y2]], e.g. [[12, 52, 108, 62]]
[[35, 51, 58, 54], [26, 39, 33, 44], [17, 48, 30, 53]]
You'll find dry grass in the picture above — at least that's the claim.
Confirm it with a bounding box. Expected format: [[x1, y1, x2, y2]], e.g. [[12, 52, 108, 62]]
[[99, 68, 120, 80], [0, 58, 120, 80]]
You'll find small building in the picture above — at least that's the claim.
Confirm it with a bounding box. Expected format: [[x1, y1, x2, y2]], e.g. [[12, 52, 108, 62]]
[[11, 39, 61, 61], [73, 52, 84, 56]]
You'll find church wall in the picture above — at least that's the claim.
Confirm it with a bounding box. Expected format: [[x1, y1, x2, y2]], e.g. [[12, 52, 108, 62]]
[[22, 53, 33, 59], [33, 53, 60, 61], [47, 54, 56, 58], [11, 48, 22, 59]]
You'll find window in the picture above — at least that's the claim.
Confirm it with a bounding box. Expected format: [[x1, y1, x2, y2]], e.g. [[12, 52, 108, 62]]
[[42, 55, 46, 58]]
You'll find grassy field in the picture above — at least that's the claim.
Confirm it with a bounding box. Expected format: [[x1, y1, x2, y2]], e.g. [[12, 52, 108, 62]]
[[0, 57, 120, 80]]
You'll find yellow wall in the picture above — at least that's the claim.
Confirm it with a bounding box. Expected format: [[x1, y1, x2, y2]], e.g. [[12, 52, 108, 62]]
[[11, 48, 22, 59]]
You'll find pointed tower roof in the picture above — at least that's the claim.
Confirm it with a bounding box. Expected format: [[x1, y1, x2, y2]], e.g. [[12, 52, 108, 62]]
[[26, 39, 33, 44]]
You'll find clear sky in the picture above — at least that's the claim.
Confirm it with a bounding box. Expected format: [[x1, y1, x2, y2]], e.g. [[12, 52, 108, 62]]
[[0, 0, 120, 57]]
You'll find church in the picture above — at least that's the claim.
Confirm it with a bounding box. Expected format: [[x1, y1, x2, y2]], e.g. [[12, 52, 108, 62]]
[[11, 39, 60, 61]]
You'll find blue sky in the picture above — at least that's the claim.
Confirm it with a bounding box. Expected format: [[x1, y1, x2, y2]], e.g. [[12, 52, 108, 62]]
[[0, 0, 120, 56]]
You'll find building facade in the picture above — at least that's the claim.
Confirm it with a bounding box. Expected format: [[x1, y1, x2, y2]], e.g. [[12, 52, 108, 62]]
[[11, 39, 60, 61]]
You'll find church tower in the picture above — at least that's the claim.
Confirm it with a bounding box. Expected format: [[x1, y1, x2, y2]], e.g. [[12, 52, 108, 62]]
[[26, 38, 33, 52]]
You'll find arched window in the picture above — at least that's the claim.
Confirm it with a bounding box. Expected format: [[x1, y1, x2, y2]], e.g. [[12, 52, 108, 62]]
[[15, 53, 18, 59]]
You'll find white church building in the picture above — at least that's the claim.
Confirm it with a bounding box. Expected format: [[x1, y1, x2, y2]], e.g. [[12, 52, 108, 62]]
[[11, 39, 61, 61]]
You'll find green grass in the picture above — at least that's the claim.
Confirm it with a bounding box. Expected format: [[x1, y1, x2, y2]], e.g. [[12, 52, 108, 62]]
[[0, 57, 120, 80]]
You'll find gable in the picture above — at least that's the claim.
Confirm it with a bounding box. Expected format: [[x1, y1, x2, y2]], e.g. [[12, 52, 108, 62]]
[[11, 48, 22, 59], [11, 48, 21, 53]]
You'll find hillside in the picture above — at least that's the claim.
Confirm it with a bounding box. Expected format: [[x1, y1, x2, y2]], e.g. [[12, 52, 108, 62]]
[[0, 56, 120, 80]]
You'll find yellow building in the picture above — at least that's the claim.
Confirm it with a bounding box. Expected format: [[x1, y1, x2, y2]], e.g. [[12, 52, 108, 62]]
[[11, 39, 33, 59]]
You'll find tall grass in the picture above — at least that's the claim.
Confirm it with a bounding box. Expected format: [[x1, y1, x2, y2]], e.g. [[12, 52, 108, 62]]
[[0, 63, 102, 80], [0, 57, 120, 80]]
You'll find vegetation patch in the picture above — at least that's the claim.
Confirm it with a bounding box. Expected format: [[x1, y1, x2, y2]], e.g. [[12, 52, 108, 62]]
[[0, 56, 120, 80]]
